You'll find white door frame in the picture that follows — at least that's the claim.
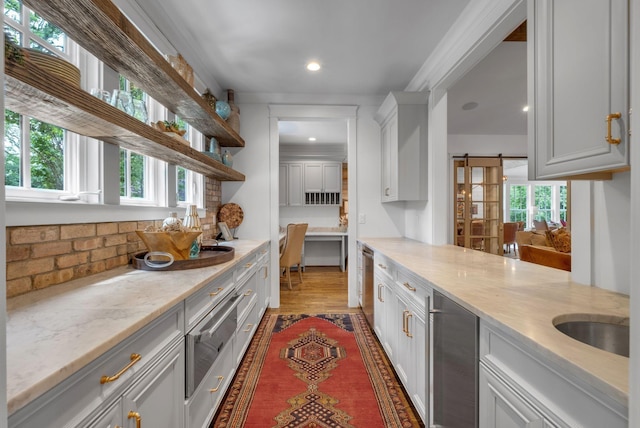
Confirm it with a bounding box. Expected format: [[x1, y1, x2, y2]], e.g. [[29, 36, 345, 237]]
[[268, 105, 358, 308]]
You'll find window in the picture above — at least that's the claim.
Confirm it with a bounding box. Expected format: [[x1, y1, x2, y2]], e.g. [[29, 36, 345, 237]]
[[4, 0, 75, 197], [505, 182, 568, 228]]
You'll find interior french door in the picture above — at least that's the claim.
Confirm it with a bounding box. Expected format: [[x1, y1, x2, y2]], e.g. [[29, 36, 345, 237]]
[[454, 157, 504, 255]]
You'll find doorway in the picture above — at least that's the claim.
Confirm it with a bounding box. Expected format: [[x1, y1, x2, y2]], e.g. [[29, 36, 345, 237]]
[[268, 105, 358, 309]]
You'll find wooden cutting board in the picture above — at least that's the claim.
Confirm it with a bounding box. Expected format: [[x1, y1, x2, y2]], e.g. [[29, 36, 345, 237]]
[[218, 203, 244, 228]]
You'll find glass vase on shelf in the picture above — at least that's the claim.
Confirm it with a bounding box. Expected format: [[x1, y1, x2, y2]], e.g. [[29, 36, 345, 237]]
[[183, 205, 202, 258]]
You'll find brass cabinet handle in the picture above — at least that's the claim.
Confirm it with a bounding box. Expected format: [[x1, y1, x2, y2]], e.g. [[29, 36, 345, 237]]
[[377, 263, 387, 270], [403, 282, 416, 292], [245, 262, 253, 268], [377, 283, 384, 302], [209, 287, 224, 297], [402, 310, 408, 334], [406, 312, 413, 338], [243, 323, 254, 332], [263, 266, 268, 279], [100, 353, 141, 384], [128, 411, 141, 428], [385, 187, 390, 196], [606, 112, 622, 144], [209, 376, 224, 393], [244, 289, 253, 296]]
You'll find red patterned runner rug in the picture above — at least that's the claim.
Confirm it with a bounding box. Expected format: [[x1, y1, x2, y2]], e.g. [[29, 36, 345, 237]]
[[212, 313, 423, 427]]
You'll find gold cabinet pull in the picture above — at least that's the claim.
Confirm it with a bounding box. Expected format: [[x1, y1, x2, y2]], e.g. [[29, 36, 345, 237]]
[[377, 263, 387, 270], [209, 287, 224, 297], [377, 283, 384, 302], [263, 266, 268, 279], [403, 282, 416, 292], [209, 376, 224, 393], [100, 353, 141, 384], [244, 289, 253, 296], [406, 312, 413, 338], [243, 323, 254, 332], [128, 411, 141, 428], [245, 262, 253, 268], [606, 112, 622, 144], [402, 310, 408, 334]]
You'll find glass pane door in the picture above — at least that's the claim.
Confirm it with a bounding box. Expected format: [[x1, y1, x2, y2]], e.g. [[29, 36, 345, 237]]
[[453, 157, 504, 255]]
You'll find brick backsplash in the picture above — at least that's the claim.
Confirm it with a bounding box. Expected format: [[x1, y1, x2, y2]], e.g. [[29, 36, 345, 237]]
[[5, 177, 222, 298]]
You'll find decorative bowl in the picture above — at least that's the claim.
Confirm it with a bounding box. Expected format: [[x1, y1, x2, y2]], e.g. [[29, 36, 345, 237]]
[[136, 230, 202, 260]]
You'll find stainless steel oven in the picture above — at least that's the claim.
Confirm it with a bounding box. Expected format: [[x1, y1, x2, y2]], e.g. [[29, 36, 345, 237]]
[[185, 291, 240, 398]]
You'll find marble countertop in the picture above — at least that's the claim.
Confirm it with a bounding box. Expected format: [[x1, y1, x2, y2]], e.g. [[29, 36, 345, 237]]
[[359, 237, 629, 407], [6, 239, 267, 415]]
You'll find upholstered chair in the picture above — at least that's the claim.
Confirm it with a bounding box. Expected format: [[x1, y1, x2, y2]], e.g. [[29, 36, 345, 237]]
[[279, 223, 308, 289]]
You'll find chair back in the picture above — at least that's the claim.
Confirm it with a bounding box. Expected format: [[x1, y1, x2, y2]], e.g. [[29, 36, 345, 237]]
[[280, 223, 308, 267], [533, 219, 549, 231], [503, 222, 518, 244]]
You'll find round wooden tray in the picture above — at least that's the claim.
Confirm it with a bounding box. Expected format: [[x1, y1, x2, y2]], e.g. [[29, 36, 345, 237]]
[[218, 203, 244, 229], [131, 245, 235, 271]]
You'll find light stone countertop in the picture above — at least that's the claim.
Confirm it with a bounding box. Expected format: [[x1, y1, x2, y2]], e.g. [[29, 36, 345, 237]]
[[359, 237, 629, 408], [6, 239, 267, 415]]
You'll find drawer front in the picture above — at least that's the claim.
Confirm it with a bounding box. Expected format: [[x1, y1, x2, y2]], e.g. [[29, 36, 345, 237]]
[[256, 243, 269, 265], [236, 269, 257, 321], [374, 253, 396, 281], [395, 266, 431, 306], [235, 255, 258, 289], [235, 298, 259, 366], [185, 341, 235, 428], [185, 271, 234, 331], [10, 304, 184, 428]]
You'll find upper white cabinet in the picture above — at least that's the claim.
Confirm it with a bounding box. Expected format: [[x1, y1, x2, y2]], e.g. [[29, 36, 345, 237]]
[[375, 92, 428, 202], [280, 161, 342, 206], [528, 0, 629, 180]]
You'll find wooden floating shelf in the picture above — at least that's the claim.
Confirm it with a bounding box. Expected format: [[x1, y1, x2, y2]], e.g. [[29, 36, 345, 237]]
[[5, 61, 245, 182], [22, 0, 244, 148]]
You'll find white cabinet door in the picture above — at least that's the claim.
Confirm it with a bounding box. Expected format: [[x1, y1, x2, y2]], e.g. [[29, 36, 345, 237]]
[[373, 272, 393, 359], [479, 365, 548, 428], [322, 163, 342, 193], [122, 342, 185, 428], [304, 163, 324, 192], [279, 164, 288, 206], [287, 163, 304, 206], [381, 118, 397, 202], [85, 401, 123, 428], [376, 92, 427, 202], [529, 0, 629, 179]]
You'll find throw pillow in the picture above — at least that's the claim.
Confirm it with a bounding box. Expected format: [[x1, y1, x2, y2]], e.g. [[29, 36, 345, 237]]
[[547, 228, 572, 253], [531, 231, 549, 246]]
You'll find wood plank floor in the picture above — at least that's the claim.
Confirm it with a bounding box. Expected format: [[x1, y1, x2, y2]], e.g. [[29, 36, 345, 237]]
[[270, 266, 357, 314]]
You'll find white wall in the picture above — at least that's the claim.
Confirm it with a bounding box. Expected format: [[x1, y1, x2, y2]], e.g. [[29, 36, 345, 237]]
[[448, 134, 527, 156], [279, 206, 340, 228]]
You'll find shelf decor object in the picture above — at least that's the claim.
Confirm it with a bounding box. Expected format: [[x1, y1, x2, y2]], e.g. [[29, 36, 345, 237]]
[[226, 89, 240, 134]]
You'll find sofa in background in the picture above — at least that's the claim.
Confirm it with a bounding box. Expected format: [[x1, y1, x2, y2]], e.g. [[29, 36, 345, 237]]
[[515, 230, 571, 271]]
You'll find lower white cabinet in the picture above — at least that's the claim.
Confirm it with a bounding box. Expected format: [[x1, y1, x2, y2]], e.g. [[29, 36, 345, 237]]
[[479, 321, 627, 428], [256, 244, 271, 318], [480, 364, 553, 428], [185, 340, 235, 428], [120, 341, 185, 428], [371, 250, 429, 424], [87, 400, 122, 428]]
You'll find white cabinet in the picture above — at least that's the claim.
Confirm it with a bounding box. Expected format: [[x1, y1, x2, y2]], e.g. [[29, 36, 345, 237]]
[[479, 321, 628, 428], [528, 0, 629, 179], [480, 365, 552, 428], [256, 244, 271, 318], [279, 163, 288, 206], [280, 162, 304, 206], [303, 162, 342, 206], [371, 249, 429, 424], [86, 401, 122, 428], [375, 92, 428, 202], [121, 342, 185, 428]]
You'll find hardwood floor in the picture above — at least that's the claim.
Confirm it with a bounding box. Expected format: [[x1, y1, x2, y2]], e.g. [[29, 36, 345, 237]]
[[270, 266, 357, 314]]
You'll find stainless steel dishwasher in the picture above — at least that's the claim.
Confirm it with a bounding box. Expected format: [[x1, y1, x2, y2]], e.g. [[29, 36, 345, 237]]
[[431, 290, 479, 427], [361, 245, 374, 329]]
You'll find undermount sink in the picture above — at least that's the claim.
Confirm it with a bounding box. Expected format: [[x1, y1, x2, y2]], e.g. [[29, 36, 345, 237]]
[[553, 314, 629, 358]]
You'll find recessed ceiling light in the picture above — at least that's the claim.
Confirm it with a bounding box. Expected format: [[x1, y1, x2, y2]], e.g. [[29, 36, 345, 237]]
[[308, 137, 317, 142], [462, 102, 478, 111], [522, 105, 529, 112], [306, 61, 321, 72]]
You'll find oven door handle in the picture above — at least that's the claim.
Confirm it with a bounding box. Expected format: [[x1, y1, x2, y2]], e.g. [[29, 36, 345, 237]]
[[197, 295, 241, 340]]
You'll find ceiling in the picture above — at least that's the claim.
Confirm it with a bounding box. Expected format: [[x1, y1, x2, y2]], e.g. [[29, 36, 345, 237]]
[[126, 0, 524, 143]]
